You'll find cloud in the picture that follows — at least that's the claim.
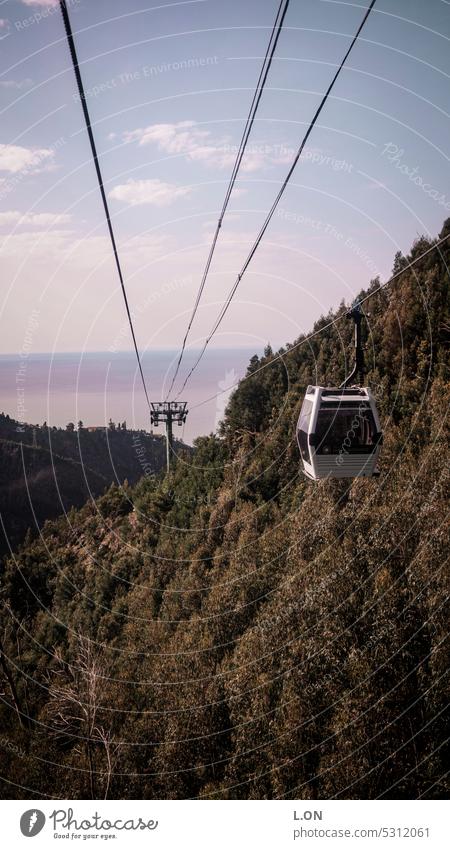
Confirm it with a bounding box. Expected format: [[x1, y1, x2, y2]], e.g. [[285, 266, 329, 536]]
[[109, 178, 191, 207], [0, 228, 169, 270], [119, 232, 170, 263], [0, 79, 34, 90], [0, 229, 75, 259], [0, 143, 55, 174], [0, 210, 71, 227], [125, 121, 208, 153], [123, 121, 280, 172], [20, 0, 59, 6]]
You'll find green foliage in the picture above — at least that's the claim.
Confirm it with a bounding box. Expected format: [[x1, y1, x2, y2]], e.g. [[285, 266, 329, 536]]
[[0, 418, 187, 560], [0, 224, 448, 800]]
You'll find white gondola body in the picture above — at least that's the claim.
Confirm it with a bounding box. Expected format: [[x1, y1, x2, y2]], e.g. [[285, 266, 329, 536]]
[[297, 386, 382, 480]]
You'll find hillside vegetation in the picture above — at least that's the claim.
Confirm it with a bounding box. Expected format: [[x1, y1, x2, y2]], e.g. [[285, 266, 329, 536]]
[[0, 222, 448, 800], [0, 416, 187, 560]]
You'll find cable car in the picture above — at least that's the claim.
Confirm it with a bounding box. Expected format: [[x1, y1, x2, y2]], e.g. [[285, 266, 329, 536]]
[[297, 304, 383, 480]]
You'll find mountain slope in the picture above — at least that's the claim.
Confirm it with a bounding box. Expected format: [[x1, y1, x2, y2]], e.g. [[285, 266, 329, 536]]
[[0, 416, 188, 559], [0, 221, 448, 800]]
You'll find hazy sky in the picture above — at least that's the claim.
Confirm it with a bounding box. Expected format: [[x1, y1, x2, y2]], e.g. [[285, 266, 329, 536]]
[[1, 0, 449, 361]]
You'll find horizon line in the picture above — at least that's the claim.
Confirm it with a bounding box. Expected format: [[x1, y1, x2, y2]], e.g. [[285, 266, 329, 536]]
[[0, 345, 264, 357]]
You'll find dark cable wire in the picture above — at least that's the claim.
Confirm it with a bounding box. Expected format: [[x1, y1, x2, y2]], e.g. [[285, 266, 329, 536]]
[[165, 0, 291, 399], [59, 0, 151, 409], [189, 231, 449, 411], [220, 0, 291, 213], [174, 0, 377, 399]]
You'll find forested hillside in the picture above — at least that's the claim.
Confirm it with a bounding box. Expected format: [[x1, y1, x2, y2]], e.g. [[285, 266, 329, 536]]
[[0, 222, 448, 800], [0, 416, 187, 560]]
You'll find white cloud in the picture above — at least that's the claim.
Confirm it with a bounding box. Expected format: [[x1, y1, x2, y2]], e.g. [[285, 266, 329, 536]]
[[0, 79, 33, 90], [126, 121, 208, 153], [21, 0, 59, 6], [119, 232, 170, 263], [123, 121, 274, 172], [0, 143, 55, 174], [109, 178, 191, 207], [0, 210, 71, 227], [0, 228, 169, 271], [0, 212, 20, 226], [26, 212, 70, 227], [0, 229, 75, 259]]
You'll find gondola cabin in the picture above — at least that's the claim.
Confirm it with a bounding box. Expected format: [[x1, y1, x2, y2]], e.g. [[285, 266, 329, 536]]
[[297, 386, 382, 480]]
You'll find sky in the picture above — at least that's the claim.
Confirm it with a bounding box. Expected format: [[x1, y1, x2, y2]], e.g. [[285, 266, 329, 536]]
[[0, 0, 449, 367]]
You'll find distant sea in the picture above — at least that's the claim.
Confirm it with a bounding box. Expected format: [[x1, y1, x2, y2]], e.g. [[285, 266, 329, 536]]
[[0, 349, 259, 445]]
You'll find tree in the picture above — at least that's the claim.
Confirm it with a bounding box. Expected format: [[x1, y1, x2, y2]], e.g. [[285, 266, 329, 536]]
[[46, 637, 119, 799], [0, 611, 30, 730]]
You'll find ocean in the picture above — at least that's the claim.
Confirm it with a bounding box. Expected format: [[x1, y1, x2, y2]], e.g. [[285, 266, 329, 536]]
[[0, 348, 259, 444]]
